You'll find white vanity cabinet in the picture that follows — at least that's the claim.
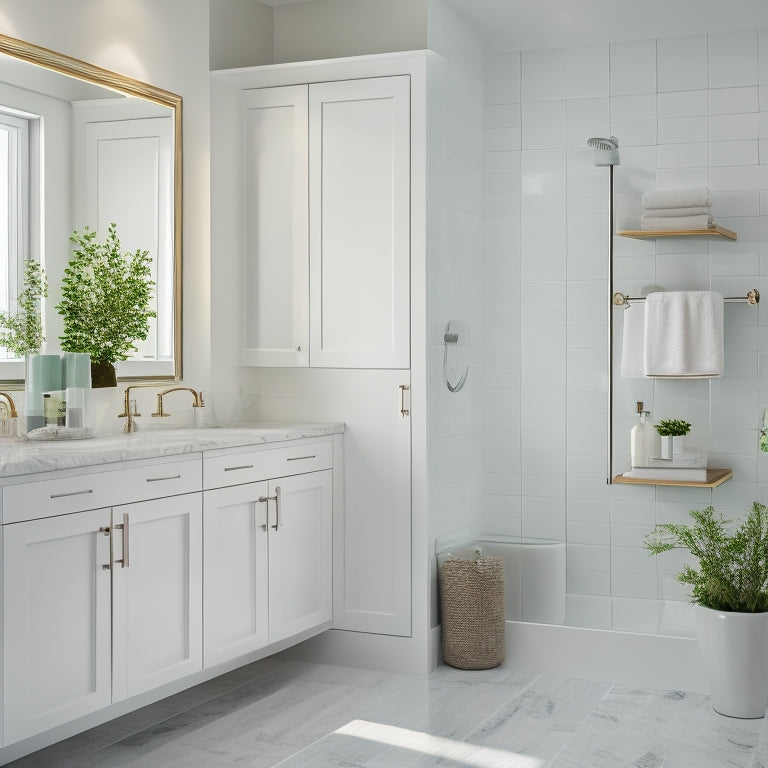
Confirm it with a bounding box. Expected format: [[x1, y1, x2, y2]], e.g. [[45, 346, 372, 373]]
[[1, 457, 203, 746], [241, 75, 410, 369], [202, 441, 333, 668], [0, 429, 339, 759]]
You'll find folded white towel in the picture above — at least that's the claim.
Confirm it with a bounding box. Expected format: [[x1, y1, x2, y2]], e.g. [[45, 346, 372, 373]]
[[640, 206, 710, 218], [620, 304, 645, 379], [644, 291, 724, 378], [640, 214, 713, 231], [642, 187, 711, 210]]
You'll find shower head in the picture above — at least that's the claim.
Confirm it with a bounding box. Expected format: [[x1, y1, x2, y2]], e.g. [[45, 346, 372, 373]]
[[587, 136, 618, 151], [587, 136, 620, 166]]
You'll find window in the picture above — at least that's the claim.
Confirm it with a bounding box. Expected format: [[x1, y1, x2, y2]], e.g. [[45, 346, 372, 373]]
[[0, 110, 30, 360]]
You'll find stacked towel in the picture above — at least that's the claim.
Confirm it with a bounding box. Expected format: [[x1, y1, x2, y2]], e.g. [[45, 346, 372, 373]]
[[643, 291, 724, 378], [640, 186, 714, 231]]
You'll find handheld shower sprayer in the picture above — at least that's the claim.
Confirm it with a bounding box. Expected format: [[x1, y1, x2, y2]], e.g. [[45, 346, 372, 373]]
[[587, 136, 620, 166]]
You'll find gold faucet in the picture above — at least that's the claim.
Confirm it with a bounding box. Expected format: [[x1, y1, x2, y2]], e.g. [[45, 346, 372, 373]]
[[152, 387, 204, 419], [0, 391, 18, 418], [119, 384, 158, 433]]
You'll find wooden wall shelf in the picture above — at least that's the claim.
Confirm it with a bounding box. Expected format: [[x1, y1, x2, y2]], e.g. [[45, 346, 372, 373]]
[[612, 468, 733, 488], [618, 225, 737, 240]]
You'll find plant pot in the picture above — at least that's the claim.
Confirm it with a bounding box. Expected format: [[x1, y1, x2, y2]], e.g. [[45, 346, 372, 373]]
[[696, 604, 768, 718], [659, 435, 686, 460], [90, 361, 117, 388]]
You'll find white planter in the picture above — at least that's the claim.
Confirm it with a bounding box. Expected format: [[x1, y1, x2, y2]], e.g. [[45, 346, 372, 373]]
[[696, 604, 768, 718], [659, 434, 686, 460]]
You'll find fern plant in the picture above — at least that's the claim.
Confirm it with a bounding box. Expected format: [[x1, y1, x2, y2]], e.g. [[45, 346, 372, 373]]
[[645, 503, 768, 613], [0, 259, 47, 357], [56, 223, 155, 365]]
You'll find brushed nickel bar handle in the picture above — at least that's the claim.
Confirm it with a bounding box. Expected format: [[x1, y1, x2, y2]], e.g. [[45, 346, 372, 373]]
[[114, 512, 130, 568], [286, 455, 316, 461], [50, 489, 93, 499], [273, 486, 281, 531], [399, 384, 410, 417], [146, 474, 182, 482], [224, 464, 254, 472]]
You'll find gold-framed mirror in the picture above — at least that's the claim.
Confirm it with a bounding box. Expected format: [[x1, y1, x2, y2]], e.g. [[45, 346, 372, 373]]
[[0, 32, 182, 384]]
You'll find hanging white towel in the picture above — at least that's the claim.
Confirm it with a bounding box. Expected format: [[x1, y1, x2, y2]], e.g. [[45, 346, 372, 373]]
[[620, 304, 645, 378], [642, 187, 712, 210], [644, 291, 724, 378]]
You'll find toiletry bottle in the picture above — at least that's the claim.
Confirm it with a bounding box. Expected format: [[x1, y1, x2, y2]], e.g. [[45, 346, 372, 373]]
[[644, 408, 660, 464], [630, 402, 646, 467]]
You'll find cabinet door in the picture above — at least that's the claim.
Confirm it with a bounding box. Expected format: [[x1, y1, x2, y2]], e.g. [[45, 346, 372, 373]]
[[332, 371, 412, 635], [3, 508, 112, 744], [241, 85, 309, 367], [267, 470, 332, 644], [203, 481, 269, 668], [111, 493, 202, 701], [308, 76, 410, 369]]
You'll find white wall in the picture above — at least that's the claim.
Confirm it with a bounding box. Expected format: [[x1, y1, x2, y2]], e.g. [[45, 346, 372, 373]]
[[482, 27, 768, 637], [210, 0, 274, 69], [272, 0, 428, 64]]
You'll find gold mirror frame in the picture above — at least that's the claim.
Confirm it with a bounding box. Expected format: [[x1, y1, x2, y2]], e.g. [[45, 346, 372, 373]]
[[0, 32, 183, 381]]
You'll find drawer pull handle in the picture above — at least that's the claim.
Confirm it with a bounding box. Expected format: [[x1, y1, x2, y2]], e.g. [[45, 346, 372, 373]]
[[286, 455, 316, 462], [224, 464, 254, 472], [146, 474, 182, 482], [50, 489, 93, 499]]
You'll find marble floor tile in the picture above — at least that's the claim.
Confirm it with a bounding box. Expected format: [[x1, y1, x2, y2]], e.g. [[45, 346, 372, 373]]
[[7, 658, 768, 768]]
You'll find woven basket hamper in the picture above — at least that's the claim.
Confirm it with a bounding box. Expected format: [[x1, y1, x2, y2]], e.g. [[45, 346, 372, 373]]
[[439, 554, 505, 670]]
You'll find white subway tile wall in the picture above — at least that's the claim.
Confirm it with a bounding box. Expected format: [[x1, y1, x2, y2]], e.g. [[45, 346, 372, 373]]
[[473, 27, 768, 635]]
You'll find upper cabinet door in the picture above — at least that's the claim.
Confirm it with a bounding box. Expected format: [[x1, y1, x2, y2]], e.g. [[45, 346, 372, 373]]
[[241, 85, 309, 367], [309, 76, 411, 369]]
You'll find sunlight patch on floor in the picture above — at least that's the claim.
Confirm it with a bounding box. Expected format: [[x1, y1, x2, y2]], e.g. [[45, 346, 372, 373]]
[[334, 719, 545, 767]]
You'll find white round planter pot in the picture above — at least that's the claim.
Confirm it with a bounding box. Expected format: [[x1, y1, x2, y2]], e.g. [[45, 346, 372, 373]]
[[696, 604, 768, 718]]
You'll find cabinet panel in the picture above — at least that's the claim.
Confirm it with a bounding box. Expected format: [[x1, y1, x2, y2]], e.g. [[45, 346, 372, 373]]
[[2, 457, 202, 525], [241, 85, 309, 367], [3, 508, 112, 744], [111, 494, 202, 701], [203, 438, 332, 490], [267, 470, 332, 644], [309, 76, 410, 369], [203, 481, 269, 667]]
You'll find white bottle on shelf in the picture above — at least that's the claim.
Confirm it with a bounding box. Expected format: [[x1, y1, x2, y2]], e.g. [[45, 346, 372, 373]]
[[644, 409, 660, 464], [630, 402, 647, 468]]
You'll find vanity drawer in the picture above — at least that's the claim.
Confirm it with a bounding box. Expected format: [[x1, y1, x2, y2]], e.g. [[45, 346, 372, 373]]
[[2, 457, 202, 524], [204, 440, 333, 490]]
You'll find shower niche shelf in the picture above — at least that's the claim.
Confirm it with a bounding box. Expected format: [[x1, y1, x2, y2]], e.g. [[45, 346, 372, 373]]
[[612, 468, 733, 488], [618, 225, 737, 240]]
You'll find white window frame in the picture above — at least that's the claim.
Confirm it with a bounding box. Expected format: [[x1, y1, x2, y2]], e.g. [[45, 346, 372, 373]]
[[0, 110, 31, 364]]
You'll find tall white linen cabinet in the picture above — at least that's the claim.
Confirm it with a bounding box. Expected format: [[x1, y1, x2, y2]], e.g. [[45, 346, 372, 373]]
[[211, 52, 432, 673]]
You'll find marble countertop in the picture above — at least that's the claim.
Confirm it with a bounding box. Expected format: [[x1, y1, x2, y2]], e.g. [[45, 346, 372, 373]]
[[0, 422, 344, 478]]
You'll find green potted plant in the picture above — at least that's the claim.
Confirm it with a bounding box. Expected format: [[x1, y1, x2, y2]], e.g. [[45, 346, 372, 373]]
[[0, 258, 47, 357], [655, 418, 691, 459], [645, 503, 768, 717], [56, 223, 156, 387]]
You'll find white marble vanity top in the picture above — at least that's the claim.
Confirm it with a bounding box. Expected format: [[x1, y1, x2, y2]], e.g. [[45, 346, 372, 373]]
[[0, 422, 344, 478]]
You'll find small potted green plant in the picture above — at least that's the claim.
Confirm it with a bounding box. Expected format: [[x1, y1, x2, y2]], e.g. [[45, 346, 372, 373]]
[[0, 258, 47, 358], [646, 503, 768, 717], [56, 223, 155, 387], [655, 418, 691, 459]]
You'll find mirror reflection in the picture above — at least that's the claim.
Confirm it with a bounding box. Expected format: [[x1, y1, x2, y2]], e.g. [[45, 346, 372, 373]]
[[0, 33, 181, 383]]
